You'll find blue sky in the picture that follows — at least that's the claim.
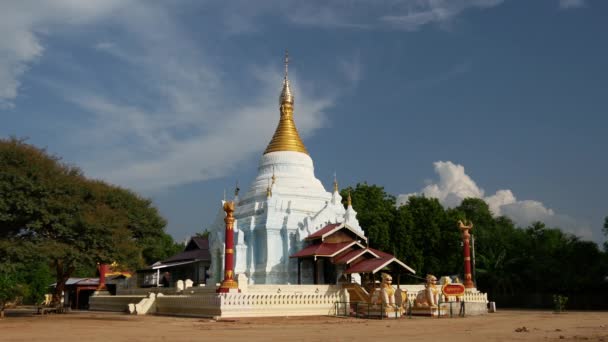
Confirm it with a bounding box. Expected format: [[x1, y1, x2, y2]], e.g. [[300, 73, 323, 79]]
[[1, 0, 606, 245]]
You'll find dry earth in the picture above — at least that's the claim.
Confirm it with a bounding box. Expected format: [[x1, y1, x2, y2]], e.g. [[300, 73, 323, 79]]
[[1, 309, 607, 342]]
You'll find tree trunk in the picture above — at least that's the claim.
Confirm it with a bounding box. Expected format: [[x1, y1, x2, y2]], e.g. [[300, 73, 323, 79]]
[[1, 306, 5, 319], [52, 259, 75, 308]]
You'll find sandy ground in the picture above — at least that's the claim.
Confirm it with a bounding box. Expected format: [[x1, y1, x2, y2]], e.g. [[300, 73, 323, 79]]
[[1, 309, 607, 342]]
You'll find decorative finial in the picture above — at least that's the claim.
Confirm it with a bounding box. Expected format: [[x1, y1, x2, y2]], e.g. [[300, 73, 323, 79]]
[[333, 172, 338, 193], [284, 49, 289, 80], [347, 190, 352, 207], [266, 178, 272, 198], [279, 50, 294, 106], [263, 51, 307, 155], [271, 166, 276, 186]]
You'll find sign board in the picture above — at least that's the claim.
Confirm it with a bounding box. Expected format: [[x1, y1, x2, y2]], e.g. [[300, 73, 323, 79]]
[[442, 283, 465, 297]]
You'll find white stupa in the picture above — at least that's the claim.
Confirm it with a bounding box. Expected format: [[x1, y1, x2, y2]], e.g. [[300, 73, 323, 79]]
[[207, 53, 362, 284]]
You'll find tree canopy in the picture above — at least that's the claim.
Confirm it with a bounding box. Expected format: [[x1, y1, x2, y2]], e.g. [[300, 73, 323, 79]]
[[342, 183, 608, 308], [0, 138, 180, 304]]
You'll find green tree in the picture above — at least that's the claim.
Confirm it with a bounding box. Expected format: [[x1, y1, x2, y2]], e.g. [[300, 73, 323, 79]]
[[0, 138, 176, 304], [603, 216, 608, 252], [341, 183, 394, 252], [403, 196, 447, 275], [0, 273, 21, 318]]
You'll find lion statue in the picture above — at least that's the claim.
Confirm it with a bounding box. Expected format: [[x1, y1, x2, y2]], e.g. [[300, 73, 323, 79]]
[[369, 273, 396, 307], [380, 273, 396, 307], [414, 274, 439, 308]]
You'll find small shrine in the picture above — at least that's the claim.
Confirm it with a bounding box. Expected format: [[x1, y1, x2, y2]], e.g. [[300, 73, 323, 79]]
[[290, 214, 415, 285]]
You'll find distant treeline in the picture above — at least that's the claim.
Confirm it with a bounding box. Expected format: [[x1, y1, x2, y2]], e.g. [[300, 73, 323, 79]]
[[342, 183, 608, 310]]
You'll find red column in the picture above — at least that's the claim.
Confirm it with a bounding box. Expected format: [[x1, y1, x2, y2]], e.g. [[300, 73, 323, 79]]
[[97, 263, 108, 290], [217, 201, 239, 293], [458, 221, 475, 289]]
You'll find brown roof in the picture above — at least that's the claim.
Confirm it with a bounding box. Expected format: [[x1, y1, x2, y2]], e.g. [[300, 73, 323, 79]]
[[344, 253, 415, 274], [305, 222, 367, 242], [162, 236, 211, 263], [290, 241, 362, 258], [305, 223, 342, 240], [333, 248, 379, 264]]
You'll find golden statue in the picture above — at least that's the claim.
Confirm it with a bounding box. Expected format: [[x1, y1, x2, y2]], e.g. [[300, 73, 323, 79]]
[[414, 274, 439, 308], [379, 273, 396, 308], [457, 219, 473, 230], [223, 201, 235, 214]]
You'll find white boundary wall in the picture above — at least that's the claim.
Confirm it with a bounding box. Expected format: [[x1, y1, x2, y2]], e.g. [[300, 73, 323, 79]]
[[91, 283, 486, 318]]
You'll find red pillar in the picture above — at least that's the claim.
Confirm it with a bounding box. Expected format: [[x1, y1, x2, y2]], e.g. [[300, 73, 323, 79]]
[[97, 263, 108, 290], [217, 201, 239, 293], [458, 221, 475, 289]]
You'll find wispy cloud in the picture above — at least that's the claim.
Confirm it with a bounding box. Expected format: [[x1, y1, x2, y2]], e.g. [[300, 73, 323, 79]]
[[381, 0, 503, 31], [0, 0, 516, 194], [46, 6, 332, 191], [0, 0, 134, 108], [559, 0, 586, 10], [338, 51, 363, 86], [398, 161, 594, 240], [211, 0, 505, 34]]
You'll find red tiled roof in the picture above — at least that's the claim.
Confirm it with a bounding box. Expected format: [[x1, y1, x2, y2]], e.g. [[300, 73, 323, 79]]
[[333, 248, 378, 264], [290, 241, 360, 258], [343, 251, 416, 274], [367, 247, 393, 259], [306, 223, 342, 240], [305, 222, 367, 242]]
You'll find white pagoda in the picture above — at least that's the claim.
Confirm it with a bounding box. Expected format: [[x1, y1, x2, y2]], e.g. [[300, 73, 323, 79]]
[[207, 54, 363, 284]]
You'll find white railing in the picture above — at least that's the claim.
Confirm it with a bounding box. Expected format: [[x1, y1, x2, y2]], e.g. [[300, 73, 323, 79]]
[[153, 287, 346, 318]]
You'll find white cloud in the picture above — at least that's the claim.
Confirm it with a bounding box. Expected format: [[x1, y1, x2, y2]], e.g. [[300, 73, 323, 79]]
[[397, 161, 594, 240], [0, 1, 507, 107], [380, 0, 504, 31], [338, 52, 363, 85], [214, 1, 504, 33], [41, 5, 334, 192], [0, 0, 133, 107], [559, 0, 586, 9]]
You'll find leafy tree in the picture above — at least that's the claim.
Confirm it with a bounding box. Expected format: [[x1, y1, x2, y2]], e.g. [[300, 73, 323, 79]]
[[403, 196, 446, 275], [341, 183, 394, 252], [0, 273, 21, 319], [603, 216, 608, 252], [0, 138, 176, 304]]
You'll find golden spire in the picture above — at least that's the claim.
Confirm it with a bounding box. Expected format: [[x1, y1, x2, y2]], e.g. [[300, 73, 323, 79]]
[[347, 191, 352, 207], [263, 50, 308, 155], [333, 172, 338, 192]]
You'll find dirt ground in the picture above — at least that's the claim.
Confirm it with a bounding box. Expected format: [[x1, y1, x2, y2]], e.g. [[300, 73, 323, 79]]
[[1, 309, 607, 342]]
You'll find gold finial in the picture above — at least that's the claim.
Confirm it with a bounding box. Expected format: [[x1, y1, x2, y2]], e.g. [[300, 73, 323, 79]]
[[271, 167, 276, 186], [264, 51, 308, 155], [266, 178, 272, 198], [347, 190, 352, 207], [333, 172, 338, 192], [279, 50, 293, 106]]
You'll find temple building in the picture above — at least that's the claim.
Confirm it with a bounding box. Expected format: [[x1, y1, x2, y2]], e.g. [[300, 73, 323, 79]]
[[89, 54, 490, 318], [206, 54, 403, 285]]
